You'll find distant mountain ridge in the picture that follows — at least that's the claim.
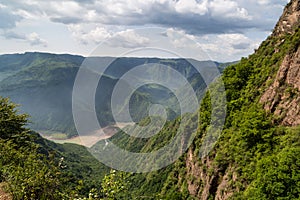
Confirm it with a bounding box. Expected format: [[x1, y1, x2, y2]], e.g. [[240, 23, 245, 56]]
[[0, 52, 231, 137]]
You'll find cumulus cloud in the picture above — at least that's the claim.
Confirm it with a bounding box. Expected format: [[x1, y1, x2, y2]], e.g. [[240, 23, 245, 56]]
[[69, 25, 149, 48], [27, 32, 48, 47], [217, 33, 251, 46], [107, 29, 150, 48], [0, 0, 288, 61], [208, 0, 251, 20], [163, 28, 197, 48], [2, 31, 47, 47], [68, 25, 112, 44], [89, 0, 254, 34], [175, 0, 208, 14], [1, 0, 272, 35], [48, 1, 84, 24], [199, 33, 259, 61]]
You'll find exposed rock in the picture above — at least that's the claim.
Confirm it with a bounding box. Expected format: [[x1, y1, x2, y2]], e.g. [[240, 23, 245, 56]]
[[0, 183, 12, 200], [272, 0, 300, 37], [260, 0, 300, 126], [185, 149, 236, 200], [260, 43, 300, 126], [186, 149, 215, 199], [215, 166, 237, 200], [185, 1, 300, 199]]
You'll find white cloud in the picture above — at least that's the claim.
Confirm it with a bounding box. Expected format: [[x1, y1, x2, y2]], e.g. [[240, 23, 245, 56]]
[[199, 33, 260, 61], [85, 10, 98, 21], [13, 9, 38, 20], [218, 33, 250, 44], [107, 29, 150, 48], [0, 0, 289, 61], [0, 3, 7, 8], [69, 25, 149, 48], [163, 28, 197, 48], [208, 0, 252, 20], [88, 27, 112, 43], [48, 1, 82, 21], [175, 0, 208, 15], [50, 1, 82, 16], [69, 25, 112, 44], [27, 32, 47, 47], [257, 0, 270, 5], [1, 0, 257, 34]]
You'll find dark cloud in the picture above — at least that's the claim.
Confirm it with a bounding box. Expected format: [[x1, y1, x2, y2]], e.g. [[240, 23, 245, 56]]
[[0, 7, 22, 29], [0, 0, 288, 37], [50, 16, 82, 24], [85, 0, 273, 35], [232, 42, 251, 50], [2, 31, 26, 40], [72, 0, 95, 3], [149, 13, 253, 35], [2, 31, 47, 47], [1, 0, 259, 35]]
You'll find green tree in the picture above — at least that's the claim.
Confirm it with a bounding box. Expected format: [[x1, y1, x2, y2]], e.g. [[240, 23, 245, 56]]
[[101, 170, 129, 200], [0, 97, 27, 139], [0, 97, 70, 199], [244, 147, 300, 199]]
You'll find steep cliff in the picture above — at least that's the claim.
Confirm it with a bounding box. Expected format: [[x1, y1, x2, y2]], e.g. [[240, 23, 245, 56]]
[[260, 0, 300, 126], [106, 1, 300, 199], [165, 0, 300, 199], [272, 0, 300, 37], [260, 41, 300, 126]]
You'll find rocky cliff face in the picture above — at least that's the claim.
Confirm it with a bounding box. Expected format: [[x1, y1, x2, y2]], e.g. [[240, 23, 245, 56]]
[[260, 44, 300, 126], [272, 0, 300, 37], [185, 1, 300, 199], [260, 0, 300, 126], [185, 149, 237, 200]]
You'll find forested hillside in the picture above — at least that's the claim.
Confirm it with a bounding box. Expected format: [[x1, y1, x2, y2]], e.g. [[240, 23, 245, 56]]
[[0, 97, 116, 199], [100, 0, 300, 199]]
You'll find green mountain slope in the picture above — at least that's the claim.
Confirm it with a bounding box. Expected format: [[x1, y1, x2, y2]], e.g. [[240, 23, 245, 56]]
[[96, 1, 300, 199], [0, 97, 110, 199]]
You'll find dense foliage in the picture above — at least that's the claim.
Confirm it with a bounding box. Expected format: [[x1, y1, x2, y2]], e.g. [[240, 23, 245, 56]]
[[0, 97, 68, 199], [0, 97, 111, 199], [93, 27, 300, 199], [157, 27, 300, 199]]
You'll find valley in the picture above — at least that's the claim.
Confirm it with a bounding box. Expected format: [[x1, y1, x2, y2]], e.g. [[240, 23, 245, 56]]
[[39, 122, 134, 147], [0, 53, 229, 138]]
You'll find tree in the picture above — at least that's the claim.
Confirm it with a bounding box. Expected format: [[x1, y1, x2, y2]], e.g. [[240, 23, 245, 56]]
[[101, 170, 129, 199], [0, 97, 69, 199], [0, 97, 27, 139]]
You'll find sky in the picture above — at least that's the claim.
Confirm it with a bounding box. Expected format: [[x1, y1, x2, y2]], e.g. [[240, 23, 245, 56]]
[[0, 0, 290, 62]]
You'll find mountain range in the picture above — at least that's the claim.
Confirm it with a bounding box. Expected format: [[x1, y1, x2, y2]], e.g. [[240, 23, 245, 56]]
[[0, 53, 231, 138]]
